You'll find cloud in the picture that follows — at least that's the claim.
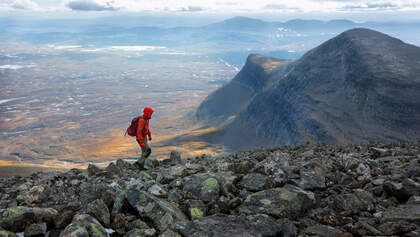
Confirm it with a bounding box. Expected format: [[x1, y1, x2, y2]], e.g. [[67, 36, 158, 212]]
[[66, 0, 119, 11], [178, 5, 203, 12], [340, 2, 400, 11], [264, 4, 299, 10], [10, 0, 39, 10]]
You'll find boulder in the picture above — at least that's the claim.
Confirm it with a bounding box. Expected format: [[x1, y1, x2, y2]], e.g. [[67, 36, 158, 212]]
[[54, 210, 75, 229], [111, 190, 126, 218], [158, 229, 182, 237], [238, 173, 272, 192], [279, 219, 298, 237], [168, 167, 187, 178], [87, 199, 111, 227], [378, 221, 417, 235], [0, 229, 18, 237], [304, 224, 343, 237], [144, 157, 159, 170], [169, 151, 182, 165], [127, 219, 150, 231], [124, 228, 156, 237], [297, 171, 326, 190], [0, 206, 58, 232], [105, 163, 121, 178], [333, 193, 367, 213], [148, 184, 168, 198], [69, 214, 109, 237], [126, 189, 188, 232], [24, 223, 47, 237], [183, 173, 220, 203], [184, 200, 206, 220], [180, 214, 283, 237], [59, 223, 89, 237], [240, 185, 315, 219], [88, 164, 103, 177], [382, 205, 420, 225]]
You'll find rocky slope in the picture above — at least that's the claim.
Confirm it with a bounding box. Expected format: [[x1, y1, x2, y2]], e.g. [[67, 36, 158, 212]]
[[197, 28, 420, 151], [196, 54, 289, 122], [1, 141, 420, 236]]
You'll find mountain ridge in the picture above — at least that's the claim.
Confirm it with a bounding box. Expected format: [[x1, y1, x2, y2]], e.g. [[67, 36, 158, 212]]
[[197, 28, 420, 150]]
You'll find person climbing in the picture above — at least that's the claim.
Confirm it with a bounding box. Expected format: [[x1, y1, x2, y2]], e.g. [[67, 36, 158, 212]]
[[136, 107, 154, 165], [125, 107, 154, 165]]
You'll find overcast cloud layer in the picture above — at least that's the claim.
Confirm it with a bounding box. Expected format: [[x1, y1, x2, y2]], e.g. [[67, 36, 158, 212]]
[[1, 0, 420, 13]]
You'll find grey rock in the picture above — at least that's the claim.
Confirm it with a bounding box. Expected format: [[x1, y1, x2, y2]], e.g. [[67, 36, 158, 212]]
[[279, 218, 298, 237], [240, 185, 315, 219], [126, 189, 187, 232], [88, 164, 103, 177], [127, 219, 149, 231], [24, 223, 47, 237], [158, 230, 181, 237], [304, 224, 343, 237], [169, 151, 182, 165], [87, 199, 111, 228], [297, 171, 326, 190], [0, 229, 18, 237], [408, 196, 420, 204], [148, 184, 168, 198], [124, 228, 156, 237], [356, 163, 370, 176], [144, 157, 159, 170], [59, 223, 89, 237], [71, 214, 109, 237], [105, 163, 121, 178], [184, 200, 206, 220], [333, 193, 366, 212], [180, 214, 283, 237], [0, 206, 58, 232], [183, 173, 220, 203], [238, 173, 271, 192], [382, 205, 420, 225], [378, 221, 417, 235]]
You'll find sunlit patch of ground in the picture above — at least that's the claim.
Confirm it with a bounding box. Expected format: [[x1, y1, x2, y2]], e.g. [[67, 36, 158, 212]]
[[0, 42, 238, 175]]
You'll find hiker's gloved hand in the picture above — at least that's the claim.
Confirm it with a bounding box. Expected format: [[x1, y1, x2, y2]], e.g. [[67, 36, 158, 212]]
[[140, 141, 145, 148], [148, 136, 152, 141]]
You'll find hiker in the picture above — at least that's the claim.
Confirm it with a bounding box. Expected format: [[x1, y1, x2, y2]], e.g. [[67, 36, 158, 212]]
[[136, 107, 154, 165]]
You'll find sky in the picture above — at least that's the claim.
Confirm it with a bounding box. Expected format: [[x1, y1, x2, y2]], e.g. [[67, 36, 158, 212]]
[[1, 0, 420, 22]]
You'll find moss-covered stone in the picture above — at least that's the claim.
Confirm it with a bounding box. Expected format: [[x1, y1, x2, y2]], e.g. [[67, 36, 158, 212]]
[[24, 222, 47, 237], [0, 206, 58, 232], [87, 199, 111, 228], [238, 173, 271, 192], [124, 228, 156, 237], [59, 223, 89, 237], [71, 214, 108, 237], [183, 173, 220, 203], [127, 219, 149, 231], [180, 214, 283, 237], [185, 200, 206, 220], [126, 189, 187, 232], [0, 229, 18, 237], [158, 229, 182, 237], [240, 185, 315, 219]]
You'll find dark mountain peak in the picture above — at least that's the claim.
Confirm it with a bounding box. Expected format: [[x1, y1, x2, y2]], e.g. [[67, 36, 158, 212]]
[[198, 28, 420, 150]]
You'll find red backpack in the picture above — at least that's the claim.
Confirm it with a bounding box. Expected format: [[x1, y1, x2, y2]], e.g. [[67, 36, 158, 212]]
[[126, 116, 144, 137]]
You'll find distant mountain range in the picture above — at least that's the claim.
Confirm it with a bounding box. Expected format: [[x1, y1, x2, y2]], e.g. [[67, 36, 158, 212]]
[[3, 16, 420, 65], [196, 28, 420, 150]]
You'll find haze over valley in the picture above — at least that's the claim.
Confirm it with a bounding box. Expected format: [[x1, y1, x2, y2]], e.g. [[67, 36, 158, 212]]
[[1, 14, 420, 169]]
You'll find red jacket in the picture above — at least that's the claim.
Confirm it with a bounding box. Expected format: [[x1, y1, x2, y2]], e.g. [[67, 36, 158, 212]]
[[136, 107, 153, 142]]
